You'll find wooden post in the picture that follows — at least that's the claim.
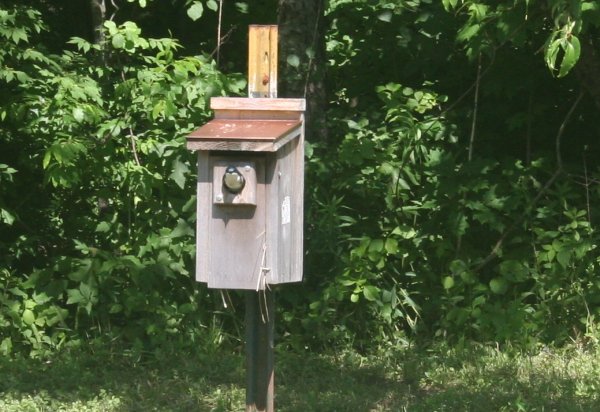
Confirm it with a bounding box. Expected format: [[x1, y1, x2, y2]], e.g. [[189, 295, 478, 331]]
[[245, 291, 274, 412], [248, 25, 278, 98], [246, 25, 277, 412]]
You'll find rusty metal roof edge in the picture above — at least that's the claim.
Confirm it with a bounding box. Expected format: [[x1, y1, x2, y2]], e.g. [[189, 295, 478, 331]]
[[186, 119, 301, 142]]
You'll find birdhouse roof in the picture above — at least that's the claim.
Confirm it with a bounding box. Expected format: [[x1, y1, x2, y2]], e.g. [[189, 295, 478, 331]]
[[186, 98, 305, 152]]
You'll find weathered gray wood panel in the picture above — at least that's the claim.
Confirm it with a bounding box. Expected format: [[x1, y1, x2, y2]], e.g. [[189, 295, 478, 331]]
[[206, 155, 267, 290], [276, 139, 293, 283], [265, 133, 303, 285], [196, 151, 211, 283], [290, 121, 305, 283]]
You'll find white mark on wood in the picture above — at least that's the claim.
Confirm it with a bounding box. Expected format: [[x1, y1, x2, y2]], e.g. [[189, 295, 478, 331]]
[[281, 196, 291, 225]]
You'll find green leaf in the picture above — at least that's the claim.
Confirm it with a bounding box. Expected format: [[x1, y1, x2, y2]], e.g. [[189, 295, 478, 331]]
[[152, 101, 165, 119], [95, 222, 110, 233], [170, 219, 193, 238], [169, 157, 190, 189], [489, 278, 508, 294], [11, 28, 28, 44], [457, 23, 480, 42], [187, 2, 204, 21], [112, 33, 125, 49], [1, 209, 15, 225], [109, 304, 123, 314], [179, 303, 195, 313], [286, 54, 300, 68], [558, 36, 580, 78], [368, 239, 384, 252], [104, 21, 117, 35], [72, 107, 84, 122], [66, 289, 84, 304], [207, 0, 219, 11], [235, 2, 249, 13], [22, 309, 35, 325], [442, 0, 458, 11], [363, 285, 380, 301], [442, 276, 455, 290], [557, 250, 571, 268], [378, 11, 392, 22], [385, 238, 399, 254], [0, 338, 12, 355], [42, 150, 52, 169]]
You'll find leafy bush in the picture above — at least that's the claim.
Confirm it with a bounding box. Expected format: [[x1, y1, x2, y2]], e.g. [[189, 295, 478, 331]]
[[285, 0, 600, 350], [0, 6, 246, 356]]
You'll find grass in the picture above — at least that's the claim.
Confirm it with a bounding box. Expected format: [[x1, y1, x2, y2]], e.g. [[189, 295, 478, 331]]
[[1, 341, 599, 411]]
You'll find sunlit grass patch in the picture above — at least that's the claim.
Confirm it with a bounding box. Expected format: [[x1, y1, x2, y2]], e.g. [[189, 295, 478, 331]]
[[1, 342, 599, 411]]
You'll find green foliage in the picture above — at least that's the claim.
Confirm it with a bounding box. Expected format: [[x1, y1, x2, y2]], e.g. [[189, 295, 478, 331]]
[[442, 0, 600, 77], [0, 5, 246, 356], [286, 0, 600, 351], [3, 0, 600, 358]]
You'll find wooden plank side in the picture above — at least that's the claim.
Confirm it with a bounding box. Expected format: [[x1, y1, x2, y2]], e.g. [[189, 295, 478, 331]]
[[213, 110, 302, 121], [264, 154, 278, 286], [186, 128, 301, 153], [290, 117, 305, 283], [247, 26, 260, 97], [211, 97, 305, 112], [196, 151, 211, 283], [276, 139, 293, 284], [207, 155, 267, 290], [248, 25, 277, 98], [266, 136, 303, 285], [268, 26, 278, 98], [187, 140, 277, 153]]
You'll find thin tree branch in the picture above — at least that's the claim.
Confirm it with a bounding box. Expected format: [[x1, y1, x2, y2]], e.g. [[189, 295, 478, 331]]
[[473, 169, 562, 273], [441, 51, 495, 117], [303, 0, 323, 99], [128, 127, 141, 166], [474, 91, 584, 272], [526, 91, 533, 166], [109, 0, 119, 21], [210, 26, 236, 59], [216, 0, 224, 67], [439, 19, 528, 118], [468, 53, 482, 161], [583, 151, 591, 225], [556, 91, 584, 171], [120, 70, 141, 166]]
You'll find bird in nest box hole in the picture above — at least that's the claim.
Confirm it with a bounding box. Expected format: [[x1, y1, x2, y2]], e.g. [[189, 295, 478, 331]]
[[222, 166, 245, 194]]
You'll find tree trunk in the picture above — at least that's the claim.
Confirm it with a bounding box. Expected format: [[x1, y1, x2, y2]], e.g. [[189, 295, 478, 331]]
[[90, 0, 106, 45], [278, 0, 327, 144], [575, 35, 600, 112]]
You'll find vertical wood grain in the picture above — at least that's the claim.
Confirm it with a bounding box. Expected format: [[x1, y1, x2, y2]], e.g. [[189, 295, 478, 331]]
[[290, 115, 305, 283], [208, 155, 266, 290], [196, 151, 211, 283], [248, 25, 278, 98]]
